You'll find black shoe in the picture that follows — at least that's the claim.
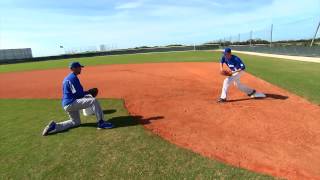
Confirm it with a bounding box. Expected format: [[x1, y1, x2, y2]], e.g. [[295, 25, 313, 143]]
[[42, 120, 56, 136], [248, 90, 256, 97], [97, 120, 114, 129], [217, 98, 227, 103]]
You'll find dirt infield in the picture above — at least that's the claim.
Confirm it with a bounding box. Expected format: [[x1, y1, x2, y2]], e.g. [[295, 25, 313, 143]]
[[1, 62, 319, 179]]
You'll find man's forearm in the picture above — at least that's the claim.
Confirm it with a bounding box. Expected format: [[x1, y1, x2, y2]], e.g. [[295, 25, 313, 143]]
[[84, 91, 90, 95]]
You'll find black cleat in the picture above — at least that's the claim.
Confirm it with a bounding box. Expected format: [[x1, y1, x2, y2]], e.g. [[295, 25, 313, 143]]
[[217, 98, 227, 103], [42, 120, 56, 136], [248, 90, 256, 97]]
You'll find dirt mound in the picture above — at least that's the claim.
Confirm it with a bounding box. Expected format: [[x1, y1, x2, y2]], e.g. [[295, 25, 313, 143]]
[[1, 62, 319, 179]]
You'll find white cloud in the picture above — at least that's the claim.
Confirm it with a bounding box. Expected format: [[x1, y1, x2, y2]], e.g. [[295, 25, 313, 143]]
[[115, 1, 143, 10]]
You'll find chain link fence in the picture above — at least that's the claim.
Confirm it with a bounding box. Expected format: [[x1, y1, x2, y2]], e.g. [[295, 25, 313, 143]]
[[213, 17, 320, 47], [214, 17, 320, 57]]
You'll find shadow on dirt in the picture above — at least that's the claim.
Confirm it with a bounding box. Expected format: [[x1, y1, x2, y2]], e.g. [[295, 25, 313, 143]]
[[227, 93, 289, 103], [265, 93, 289, 100]]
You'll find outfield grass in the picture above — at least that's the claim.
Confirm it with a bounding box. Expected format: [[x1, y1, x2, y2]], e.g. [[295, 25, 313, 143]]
[[1, 51, 319, 103], [0, 99, 274, 179], [0, 51, 218, 73], [239, 53, 320, 104]]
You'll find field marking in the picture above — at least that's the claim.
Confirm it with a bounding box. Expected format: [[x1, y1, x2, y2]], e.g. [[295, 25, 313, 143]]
[[215, 50, 320, 63]]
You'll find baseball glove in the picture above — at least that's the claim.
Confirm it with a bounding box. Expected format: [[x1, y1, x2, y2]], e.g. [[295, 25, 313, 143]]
[[220, 70, 233, 76], [88, 88, 99, 97]]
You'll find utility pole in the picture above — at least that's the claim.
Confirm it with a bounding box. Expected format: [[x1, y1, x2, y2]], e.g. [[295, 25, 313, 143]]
[[238, 33, 241, 43], [310, 20, 320, 47], [270, 24, 273, 47], [0, 16, 2, 49], [59, 45, 65, 55], [250, 31, 253, 46]]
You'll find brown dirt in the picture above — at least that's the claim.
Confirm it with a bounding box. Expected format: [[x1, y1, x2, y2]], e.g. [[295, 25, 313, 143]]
[[1, 62, 320, 179]]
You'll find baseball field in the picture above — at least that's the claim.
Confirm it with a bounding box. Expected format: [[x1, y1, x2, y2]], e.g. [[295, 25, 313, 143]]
[[0, 51, 320, 179]]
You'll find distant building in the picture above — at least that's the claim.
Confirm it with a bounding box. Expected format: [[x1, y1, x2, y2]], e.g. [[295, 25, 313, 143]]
[[100, 44, 106, 51], [0, 48, 33, 61]]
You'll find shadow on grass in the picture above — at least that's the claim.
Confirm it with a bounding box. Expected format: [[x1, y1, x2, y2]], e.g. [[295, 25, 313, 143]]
[[227, 93, 289, 103], [81, 115, 164, 129], [103, 109, 117, 114], [46, 114, 164, 136]]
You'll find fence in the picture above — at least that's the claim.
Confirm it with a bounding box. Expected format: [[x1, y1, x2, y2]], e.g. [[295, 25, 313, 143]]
[[213, 16, 320, 57], [213, 17, 320, 47], [0, 48, 33, 61]]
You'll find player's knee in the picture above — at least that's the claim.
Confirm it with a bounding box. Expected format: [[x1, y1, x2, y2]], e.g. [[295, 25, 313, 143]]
[[92, 98, 101, 105], [224, 78, 233, 84], [70, 118, 81, 127], [72, 120, 81, 127]]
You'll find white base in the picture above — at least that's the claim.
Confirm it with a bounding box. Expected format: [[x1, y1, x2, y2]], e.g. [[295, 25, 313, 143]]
[[83, 107, 95, 116], [251, 92, 266, 98]]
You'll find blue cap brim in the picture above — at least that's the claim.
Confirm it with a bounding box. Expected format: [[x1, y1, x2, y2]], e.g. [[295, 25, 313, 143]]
[[70, 65, 84, 68]]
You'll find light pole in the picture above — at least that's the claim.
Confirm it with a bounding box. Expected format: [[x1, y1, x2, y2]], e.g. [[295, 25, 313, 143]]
[[0, 16, 2, 49], [270, 24, 273, 47], [250, 31, 253, 46], [59, 45, 65, 55], [310, 20, 320, 47]]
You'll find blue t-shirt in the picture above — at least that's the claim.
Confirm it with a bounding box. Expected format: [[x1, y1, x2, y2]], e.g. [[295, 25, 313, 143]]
[[220, 55, 246, 71], [62, 73, 88, 107]]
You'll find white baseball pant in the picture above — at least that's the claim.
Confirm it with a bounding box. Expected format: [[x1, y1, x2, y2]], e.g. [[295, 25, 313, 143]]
[[220, 71, 254, 99], [54, 95, 104, 132]]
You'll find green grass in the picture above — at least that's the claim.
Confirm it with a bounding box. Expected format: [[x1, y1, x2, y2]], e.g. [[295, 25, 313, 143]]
[[0, 99, 274, 179], [0, 51, 218, 73], [237, 53, 320, 104], [1, 50, 319, 103]]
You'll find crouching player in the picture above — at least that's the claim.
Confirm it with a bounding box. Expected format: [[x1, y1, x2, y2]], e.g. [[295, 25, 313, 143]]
[[218, 48, 257, 103], [42, 62, 114, 136]]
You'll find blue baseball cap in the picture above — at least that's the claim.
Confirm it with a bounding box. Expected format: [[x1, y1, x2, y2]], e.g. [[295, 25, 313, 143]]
[[224, 48, 232, 54], [69, 62, 84, 69]]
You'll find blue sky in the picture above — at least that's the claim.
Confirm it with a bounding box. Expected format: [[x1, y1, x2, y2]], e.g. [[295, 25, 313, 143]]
[[0, 0, 319, 57]]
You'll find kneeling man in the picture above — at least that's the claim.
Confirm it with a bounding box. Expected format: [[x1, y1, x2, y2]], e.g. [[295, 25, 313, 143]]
[[42, 62, 114, 136]]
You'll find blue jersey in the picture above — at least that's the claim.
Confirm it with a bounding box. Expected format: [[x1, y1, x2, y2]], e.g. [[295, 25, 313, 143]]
[[220, 55, 246, 72], [62, 73, 88, 107]]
